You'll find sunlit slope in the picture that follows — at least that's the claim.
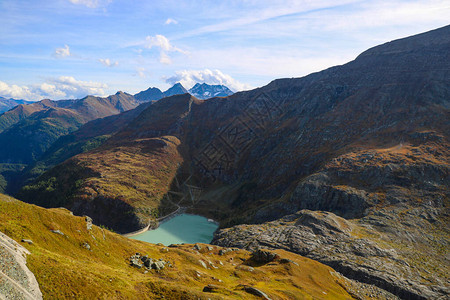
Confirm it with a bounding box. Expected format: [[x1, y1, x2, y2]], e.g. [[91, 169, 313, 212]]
[[0, 194, 353, 299]]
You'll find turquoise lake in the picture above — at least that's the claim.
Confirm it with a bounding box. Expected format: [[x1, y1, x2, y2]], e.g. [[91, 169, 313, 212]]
[[130, 214, 219, 245]]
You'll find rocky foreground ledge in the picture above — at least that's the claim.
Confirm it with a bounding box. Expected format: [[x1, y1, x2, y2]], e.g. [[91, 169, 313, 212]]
[[0, 231, 42, 300], [212, 208, 449, 299]]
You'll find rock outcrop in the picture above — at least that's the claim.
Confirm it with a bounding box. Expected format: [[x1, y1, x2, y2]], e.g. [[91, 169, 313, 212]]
[[213, 208, 449, 299], [129, 253, 170, 271], [251, 249, 279, 264], [0, 231, 42, 300]]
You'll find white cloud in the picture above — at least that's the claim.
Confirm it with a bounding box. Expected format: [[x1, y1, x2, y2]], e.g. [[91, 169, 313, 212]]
[[165, 18, 178, 25], [98, 58, 118, 67], [0, 77, 108, 101], [68, 0, 111, 8], [145, 34, 185, 53], [164, 69, 252, 92], [39, 83, 66, 98], [0, 81, 37, 100], [135, 67, 147, 78], [144, 34, 187, 65], [53, 45, 71, 58], [159, 52, 172, 65], [177, 0, 359, 38], [188, 47, 353, 80], [44, 76, 108, 98]]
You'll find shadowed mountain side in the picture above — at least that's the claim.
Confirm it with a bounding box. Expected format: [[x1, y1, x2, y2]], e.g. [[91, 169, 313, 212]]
[[162, 83, 189, 98], [180, 25, 449, 222], [134, 87, 163, 102]]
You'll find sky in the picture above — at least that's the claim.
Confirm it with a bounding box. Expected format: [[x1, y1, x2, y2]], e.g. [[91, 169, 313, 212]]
[[0, 0, 449, 101]]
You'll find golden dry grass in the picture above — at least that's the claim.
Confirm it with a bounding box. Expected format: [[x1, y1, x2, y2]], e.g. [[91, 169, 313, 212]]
[[0, 194, 354, 299]]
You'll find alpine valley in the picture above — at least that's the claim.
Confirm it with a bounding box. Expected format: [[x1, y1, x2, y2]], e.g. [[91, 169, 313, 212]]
[[0, 26, 449, 299]]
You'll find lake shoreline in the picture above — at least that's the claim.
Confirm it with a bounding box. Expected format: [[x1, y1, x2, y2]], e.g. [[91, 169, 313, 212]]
[[128, 213, 219, 245], [122, 209, 219, 238], [121, 223, 152, 238]]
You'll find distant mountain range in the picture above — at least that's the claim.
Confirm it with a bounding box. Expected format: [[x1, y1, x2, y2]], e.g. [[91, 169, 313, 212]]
[[0, 82, 234, 193], [134, 82, 233, 101], [133, 83, 187, 102], [0, 92, 139, 192], [0, 97, 32, 114], [1, 82, 233, 114]]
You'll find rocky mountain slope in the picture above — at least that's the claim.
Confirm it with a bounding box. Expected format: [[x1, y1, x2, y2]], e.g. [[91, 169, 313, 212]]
[[17, 26, 450, 298], [189, 83, 234, 99], [134, 87, 164, 102], [0, 230, 42, 299], [134, 82, 234, 102], [164, 83, 189, 97], [0, 193, 356, 299], [134, 83, 188, 102]]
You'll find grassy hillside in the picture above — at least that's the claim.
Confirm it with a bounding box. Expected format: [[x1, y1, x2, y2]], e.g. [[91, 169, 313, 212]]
[[0, 194, 353, 299], [0, 101, 49, 133]]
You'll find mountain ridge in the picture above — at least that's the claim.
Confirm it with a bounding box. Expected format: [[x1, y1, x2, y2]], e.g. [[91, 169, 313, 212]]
[[0, 97, 33, 114], [134, 82, 234, 102], [189, 83, 234, 99]]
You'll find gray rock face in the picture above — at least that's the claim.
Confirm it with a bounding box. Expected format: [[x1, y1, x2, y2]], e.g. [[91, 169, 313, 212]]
[[240, 285, 271, 300], [202, 284, 221, 293], [218, 248, 232, 256], [251, 249, 279, 264], [129, 256, 143, 269], [84, 216, 93, 231], [151, 260, 165, 271], [198, 260, 207, 269], [129, 253, 167, 271], [50, 229, 64, 236], [0, 231, 43, 300], [213, 209, 448, 300], [188, 83, 234, 100]]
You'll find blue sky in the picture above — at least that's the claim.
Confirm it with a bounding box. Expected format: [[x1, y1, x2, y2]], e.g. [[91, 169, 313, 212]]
[[0, 0, 449, 101]]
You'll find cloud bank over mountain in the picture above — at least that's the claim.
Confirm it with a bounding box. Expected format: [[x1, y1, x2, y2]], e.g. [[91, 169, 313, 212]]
[[0, 77, 108, 101], [165, 69, 252, 92]]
